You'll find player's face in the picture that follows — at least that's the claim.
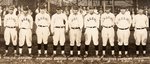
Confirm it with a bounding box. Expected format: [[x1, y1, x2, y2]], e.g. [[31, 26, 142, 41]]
[[73, 9, 78, 14], [105, 9, 110, 13], [8, 9, 13, 14], [23, 10, 28, 15], [40, 9, 46, 14], [120, 9, 126, 14], [56, 9, 61, 14], [138, 9, 144, 14], [89, 9, 94, 14]]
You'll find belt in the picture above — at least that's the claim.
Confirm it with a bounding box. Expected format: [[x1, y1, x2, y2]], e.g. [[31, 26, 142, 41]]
[[71, 27, 80, 29], [136, 27, 146, 30], [118, 27, 129, 30], [87, 26, 96, 28], [6, 26, 16, 28], [38, 25, 48, 27], [103, 26, 113, 28], [21, 28, 30, 29], [55, 26, 65, 28]]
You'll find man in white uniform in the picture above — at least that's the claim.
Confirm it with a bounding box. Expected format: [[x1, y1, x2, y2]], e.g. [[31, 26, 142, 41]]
[[35, 5, 50, 56], [51, 7, 68, 56], [68, 6, 83, 56], [115, 7, 132, 57], [4, 6, 18, 56], [101, 8, 115, 56], [18, 7, 33, 56], [133, 8, 149, 56], [84, 6, 99, 57]]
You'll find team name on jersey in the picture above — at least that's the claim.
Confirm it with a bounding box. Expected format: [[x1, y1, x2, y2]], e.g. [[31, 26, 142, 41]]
[[6, 17, 15, 21], [87, 17, 96, 22], [38, 17, 48, 21], [118, 17, 128, 21], [21, 18, 30, 22], [71, 17, 78, 22], [103, 16, 112, 20]]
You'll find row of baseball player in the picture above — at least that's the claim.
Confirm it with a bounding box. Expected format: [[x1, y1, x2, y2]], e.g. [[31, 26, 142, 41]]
[[3, 5, 149, 57]]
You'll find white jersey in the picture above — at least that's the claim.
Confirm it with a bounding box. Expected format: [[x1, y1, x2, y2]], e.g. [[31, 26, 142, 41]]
[[35, 13, 50, 27], [101, 13, 115, 27], [133, 14, 149, 28], [84, 14, 99, 28], [18, 14, 33, 29], [4, 14, 18, 27], [115, 13, 132, 28], [68, 13, 83, 29]]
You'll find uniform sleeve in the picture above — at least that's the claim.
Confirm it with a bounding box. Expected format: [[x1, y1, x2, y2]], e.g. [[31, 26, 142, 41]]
[[84, 16, 87, 28], [96, 15, 99, 28], [79, 15, 84, 29], [146, 16, 149, 27], [100, 14, 104, 26], [30, 16, 33, 29], [48, 14, 51, 27], [51, 15, 55, 33], [3, 15, 6, 27], [112, 14, 116, 26], [15, 16, 19, 27], [68, 15, 71, 29], [128, 15, 132, 27], [35, 14, 38, 26], [132, 15, 136, 27], [64, 14, 68, 31], [18, 16, 22, 28], [115, 15, 119, 26], [0, 16, 2, 26]]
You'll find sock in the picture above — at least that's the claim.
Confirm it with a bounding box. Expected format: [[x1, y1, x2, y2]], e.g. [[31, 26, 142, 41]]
[[28, 47, 32, 54], [118, 45, 122, 51], [53, 45, 57, 50], [44, 44, 48, 50], [124, 45, 128, 51], [85, 45, 89, 51], [38, 44, 41, 50], [19, 46, 23, 54], [5, 45, 9, 51], [95, 45, 98, 50], [61, 46, 64, 50], [111, 46, 114, 55], [103, 46, 106, 55], [77, 46, 80, 55], [142, 45, 146, 54]]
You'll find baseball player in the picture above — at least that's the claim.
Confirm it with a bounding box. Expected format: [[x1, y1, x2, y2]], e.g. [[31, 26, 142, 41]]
[[35, 5, 50, 56], [84, 6, 99, 57], [101, 8, 115, 56], [115, 7, 132, 57], [132, 8, 149, 56], [18, 6, 33, 56], [68, 6, 83, 56], [51, 7, 68, 56], [3, 6, 18, 56]]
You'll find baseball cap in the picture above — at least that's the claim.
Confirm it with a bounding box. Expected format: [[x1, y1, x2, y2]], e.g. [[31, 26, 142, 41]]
[[23, 6, 29, 11], [89, 6, 94, 9], [39, 5, 46, 9], [9, 6, 14, 10], [73, 6, 78, 10], [56, 6, 61, 10]]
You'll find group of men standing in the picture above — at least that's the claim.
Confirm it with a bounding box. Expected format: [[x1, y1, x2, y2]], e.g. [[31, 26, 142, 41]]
[[3, 5, 149, 58]]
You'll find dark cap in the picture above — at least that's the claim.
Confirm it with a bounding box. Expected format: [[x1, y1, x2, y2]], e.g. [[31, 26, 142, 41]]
[[73, 6, 78, 10], [9, 6, 14, 10], [39, 5, 46, 9], [56, 6, 61, 10], [89, 6, 94, 9], [120, 6, 126, 9], [23, 6, 29, 11], [105, 7, 111, 10]]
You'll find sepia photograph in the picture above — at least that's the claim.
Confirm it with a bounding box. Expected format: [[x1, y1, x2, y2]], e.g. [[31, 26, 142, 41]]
[[0, 0, 149, 64]]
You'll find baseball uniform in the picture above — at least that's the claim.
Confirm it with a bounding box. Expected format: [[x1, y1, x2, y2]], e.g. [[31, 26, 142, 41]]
[[4, 13, 18, 54], [84, 13, 99, 55], [35, 12, 50, 55], [68, 12, 83, 55], [51, 13, 68, 55], [101, 12, 115, 55], [18, 14, 33, 55], [116, 13, 132, 55], [133, 14, 149, 55]]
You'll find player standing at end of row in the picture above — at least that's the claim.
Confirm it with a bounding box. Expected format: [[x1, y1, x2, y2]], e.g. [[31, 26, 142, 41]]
[[116, 7, 132, 57], [35, 5, 50, 57], [18, 6, 33, 56], [68, 6, 83, 56], [101, 7, 115, 57], [4, 6, 18, 56], [51, 7, 68, 57], [84, 6, 99, 57], [133, 8, 149, 56]]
